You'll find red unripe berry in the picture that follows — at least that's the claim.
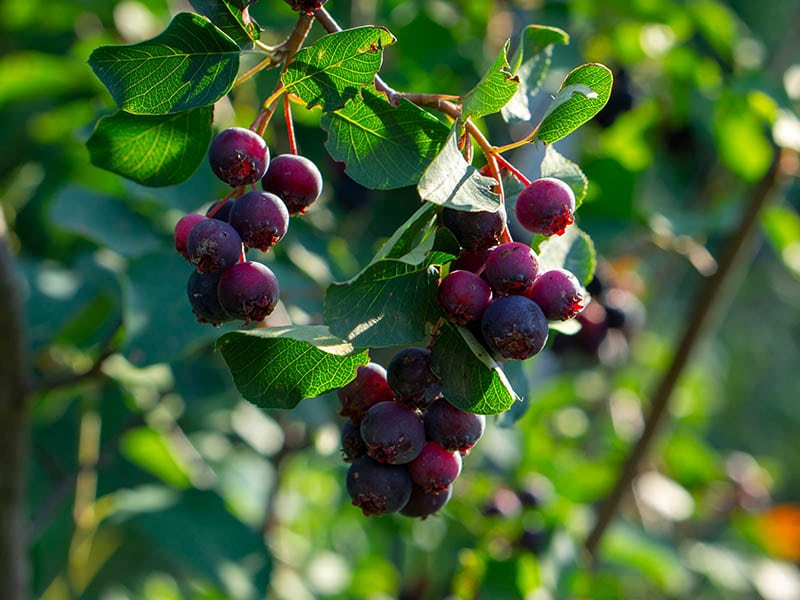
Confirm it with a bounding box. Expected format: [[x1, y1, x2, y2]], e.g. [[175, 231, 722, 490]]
[[438, 270, 492, 324], [408, 441, 462, 493], [515, 177, 576, 236], [217, 261, 280, 323], [229, 190, 289, 252], [525, 268, 585, 320], [174, 213, 207, 259], [261, 154, 323, 215], [338, 362, 396, 425], [483, 242, 540, 295], [208, 127, 269, 186]]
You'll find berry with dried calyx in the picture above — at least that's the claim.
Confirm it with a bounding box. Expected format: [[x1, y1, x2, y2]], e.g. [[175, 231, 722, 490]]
[[481, 295, 548, 360], [186, 218, 243, 273], [442, 207, 506, 252], [187, 270, 232, 326], [424, 398, 486, 454], [174, 213, 206, 259], [525, 268, 585, 321], [360, 401, 425, 465], [386, 347, 441, 410], [483, 242, 540, 295], [438, 270, 492, 325], [217, 261, 280, 323], [515, 177, 575, 236], [346, 456, 412, 516], [338, 362, 396, 425], [208, 127, 269, 187], [262, 153, 323, 215], [228, 190, 289, 252]]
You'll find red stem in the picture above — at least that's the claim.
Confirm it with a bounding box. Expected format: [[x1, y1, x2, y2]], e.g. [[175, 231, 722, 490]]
[[495, 154, 531, 187], [284, 94, 298, 155]]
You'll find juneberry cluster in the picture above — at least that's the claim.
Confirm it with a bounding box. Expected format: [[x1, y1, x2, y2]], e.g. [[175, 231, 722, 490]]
[[173, 127, 323, 326], [438, 176, 585, 360], [338, 350, 486, 519]]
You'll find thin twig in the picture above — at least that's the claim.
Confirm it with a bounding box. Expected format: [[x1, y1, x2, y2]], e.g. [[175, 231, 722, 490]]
[[584, 149, 786, 561]]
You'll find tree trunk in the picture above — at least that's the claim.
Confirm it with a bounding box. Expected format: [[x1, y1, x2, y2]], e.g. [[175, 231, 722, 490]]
[[0, 211, 29, 600]]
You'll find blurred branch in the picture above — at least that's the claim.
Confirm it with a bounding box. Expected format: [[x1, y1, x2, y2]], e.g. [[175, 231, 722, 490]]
[[584, 148, 789, 562], [0, 210, 31, 600]]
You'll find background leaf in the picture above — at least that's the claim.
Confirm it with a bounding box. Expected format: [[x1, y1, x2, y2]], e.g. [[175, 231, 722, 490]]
[[501, 25, 569, 123], [431, 321, 520, 415], [324, 261, 441, 348], [417, 126, 500, 211], [216, 326, 369, 409], [461, 41, 519, 120], [87, 107, 213, 187], [189, 0, 260, 48], [534, 63, 613, 144], [321, 88, 449, 189], [282, 27, 396, 111], [537, 225, 597, 285], [89, 12, 240, 115]]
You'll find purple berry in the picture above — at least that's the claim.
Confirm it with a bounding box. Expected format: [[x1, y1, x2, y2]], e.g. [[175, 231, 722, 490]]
[[450, 248, 490, 273], [386, 347, 441, 410], [438, 270, 492, 325], [338, 362, 396, 425], [228, 190, 289, 252], [360, 401, 425, 465], [483, 242, 540, 295], [217, 261, 280, 323], [206, 198, 235, 222], [442, 207, 506, 252], [481, 295, 549, 360], [186, 270, 232, 326], [408, 441, 462, 493], [341, 418, 367, 463], [515, 177, 576, 237], [424, 398, 486, 454], [174, 213, 206, 259], [524, 268, 585, 320], [346, 456, 412, 516], [261, 154, 323, 215], [284, 0, 328, 14], [208, 127, 269, 186], [186, 218, 243, 273], [400, 484, 453, 519]]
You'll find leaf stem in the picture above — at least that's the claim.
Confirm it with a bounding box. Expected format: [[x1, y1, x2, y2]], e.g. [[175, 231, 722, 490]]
[[583, 149, 785, 562]]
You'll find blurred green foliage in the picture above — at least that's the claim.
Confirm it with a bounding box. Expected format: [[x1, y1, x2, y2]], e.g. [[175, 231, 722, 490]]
[[2, 0, 799, 598]]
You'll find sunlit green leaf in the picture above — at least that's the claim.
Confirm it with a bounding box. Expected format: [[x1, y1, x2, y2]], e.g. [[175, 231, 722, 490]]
[[321, 88, 449, 189], [537, 225, 596, 285], [216, 326, 369, 409], [461, 40, 519, 120], [89, 12, 240, 114], [282, 27, 396, 111], [189, 0, 260, 48], [87, 107, 213, 187]]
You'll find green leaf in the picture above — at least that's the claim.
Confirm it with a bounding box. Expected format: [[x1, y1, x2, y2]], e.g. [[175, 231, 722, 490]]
[[534, 63, 613, 144], [89, 12, 240, 115], [540, 145, 588, 207], [120, 426, 194, 488], [49, 186, 162, 256], [324, 261, 440, 347], [501, 25, 569, 123], [431, 321, 520, 415], [321, 88, 449, 190], [371, 202, 440, 264], [461, 40, 519, 120], [87, 107, 213, 187], [417, 126, 500, 211], [189, 0, 261, 48], [282, 26, 396, 111], [216, 326, 369, 409], [537, 225, 596, 285]]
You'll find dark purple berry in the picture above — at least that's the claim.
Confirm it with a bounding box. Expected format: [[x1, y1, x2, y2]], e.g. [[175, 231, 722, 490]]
[[400, 484, 453, 519], [386, 347, 441, 410], [483, 242, 540, 295], [207, 198, 235, 222], [338, 362, 396, 425], [424, 398, 486, 454], [524, 268, 585, 320], [481, 295, 548, 360], [515, 177, 576, 237], [261, 154, 323, 215], [360, 401, 425, 465], [346, 456, 412, 516], [186, 218, 243, 273], [217, 261, 280, 323], [174, 213, 206, 259], [208, 127, 269, 186], [438, 270, 492, 325], [228, 190, 289, 252], [341, 418, 367, 463], [518, 527, 549, 554], [408, 441, 462, 493], [442, 207, 506, 252], [450, 248, 490, 273], [187, 270, 232, 326]]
